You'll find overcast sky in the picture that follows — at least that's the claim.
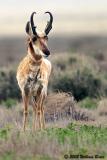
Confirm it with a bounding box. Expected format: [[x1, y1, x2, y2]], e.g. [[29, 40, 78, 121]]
[[1, 0, 107, 14], [0, 0, 107, 36]]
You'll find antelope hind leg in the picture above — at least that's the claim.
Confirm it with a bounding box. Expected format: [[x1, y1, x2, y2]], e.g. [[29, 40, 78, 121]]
[[22, 94, 29, 131]]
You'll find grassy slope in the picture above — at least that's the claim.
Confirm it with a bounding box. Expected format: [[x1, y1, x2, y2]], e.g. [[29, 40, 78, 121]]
[[0, 123, 107, 160]]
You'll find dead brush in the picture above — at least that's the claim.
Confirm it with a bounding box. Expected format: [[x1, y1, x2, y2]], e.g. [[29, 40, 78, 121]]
[[45, 92, 93, 122], [97, 98, 107, 116], [0, 92, 94, 130]]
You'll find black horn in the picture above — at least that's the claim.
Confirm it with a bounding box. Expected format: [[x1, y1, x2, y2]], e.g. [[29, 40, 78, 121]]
[[45, 11, 53, 35], [30, 12, 38, 36]]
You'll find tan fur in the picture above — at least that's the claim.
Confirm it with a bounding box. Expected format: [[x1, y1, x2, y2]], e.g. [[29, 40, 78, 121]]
[[16, 38, 51, 131]]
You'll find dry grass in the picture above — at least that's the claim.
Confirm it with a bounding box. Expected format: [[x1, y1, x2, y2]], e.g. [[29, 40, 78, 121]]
[[0, 92, 95, 130], [0, 131, 62, 159], [0, 93, 107, 160], [97, 98, 107, 116], [0, 92, 107, 130]]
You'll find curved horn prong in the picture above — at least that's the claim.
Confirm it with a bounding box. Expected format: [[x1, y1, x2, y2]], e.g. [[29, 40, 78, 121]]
[[25, 21, 33, 36], [45, 11, 53, 35], [30, 12, 38, 36]]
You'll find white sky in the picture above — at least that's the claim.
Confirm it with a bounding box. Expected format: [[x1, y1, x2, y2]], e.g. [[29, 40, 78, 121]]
[[0, 0, 107, 36]]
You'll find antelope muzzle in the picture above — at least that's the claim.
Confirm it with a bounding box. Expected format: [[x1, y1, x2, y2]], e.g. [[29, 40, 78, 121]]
[[40, 39, 50, 57]]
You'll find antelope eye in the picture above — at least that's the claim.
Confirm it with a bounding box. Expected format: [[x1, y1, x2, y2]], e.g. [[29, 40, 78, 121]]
[[32, 36, 37, 42], [44, 36, 48, 40]]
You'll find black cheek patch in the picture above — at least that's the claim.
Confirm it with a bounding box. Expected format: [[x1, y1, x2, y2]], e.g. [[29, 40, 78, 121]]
[[32, 36, 37, 42]]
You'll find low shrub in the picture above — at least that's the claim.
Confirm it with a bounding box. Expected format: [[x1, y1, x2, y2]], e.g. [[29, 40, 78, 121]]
[[79, 97, 98, 109], [1, 98, 17, 108], [68, 57, 77, 64], [52, 68, 102, 101], [93, 51, 105, 61], [0, 70, 21, 102]]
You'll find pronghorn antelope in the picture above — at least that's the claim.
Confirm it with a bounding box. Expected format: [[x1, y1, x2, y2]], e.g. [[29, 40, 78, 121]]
[[16, 12, 53, 131]]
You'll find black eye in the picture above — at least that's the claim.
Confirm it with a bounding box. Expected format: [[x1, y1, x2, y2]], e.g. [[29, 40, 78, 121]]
[[32, 36, 37, 42], [44, 36, 48, 40]]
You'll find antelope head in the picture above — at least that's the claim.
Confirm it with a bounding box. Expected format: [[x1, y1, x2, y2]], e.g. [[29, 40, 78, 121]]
[[26, 12, 53, 58]]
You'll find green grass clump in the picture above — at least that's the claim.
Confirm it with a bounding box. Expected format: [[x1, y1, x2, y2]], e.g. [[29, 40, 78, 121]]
[[79, 97, 98, 109], [1, 98, 17, 108], [0, 128, 8, 139], [45, 123, 107, 147], [0, 126, 11, 139], [0, 152, 14, 160]]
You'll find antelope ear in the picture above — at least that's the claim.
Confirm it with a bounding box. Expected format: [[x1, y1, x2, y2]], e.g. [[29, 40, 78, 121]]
[[25, 21, 32, 36], [26, 21, 30, 34]]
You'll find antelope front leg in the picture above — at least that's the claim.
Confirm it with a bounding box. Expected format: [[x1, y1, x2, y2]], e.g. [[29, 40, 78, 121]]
[[32, 96, 43, 131], [38, 95, 45, 130], [32, 98, 38, 131], [22, 94, 29, 131]]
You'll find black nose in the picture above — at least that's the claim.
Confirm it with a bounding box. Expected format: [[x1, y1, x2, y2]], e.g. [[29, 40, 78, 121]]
[[43, 49, 50, 57]]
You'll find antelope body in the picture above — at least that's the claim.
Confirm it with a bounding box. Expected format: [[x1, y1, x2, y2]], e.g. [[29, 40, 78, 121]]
[[16, 12, 53, 131]]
